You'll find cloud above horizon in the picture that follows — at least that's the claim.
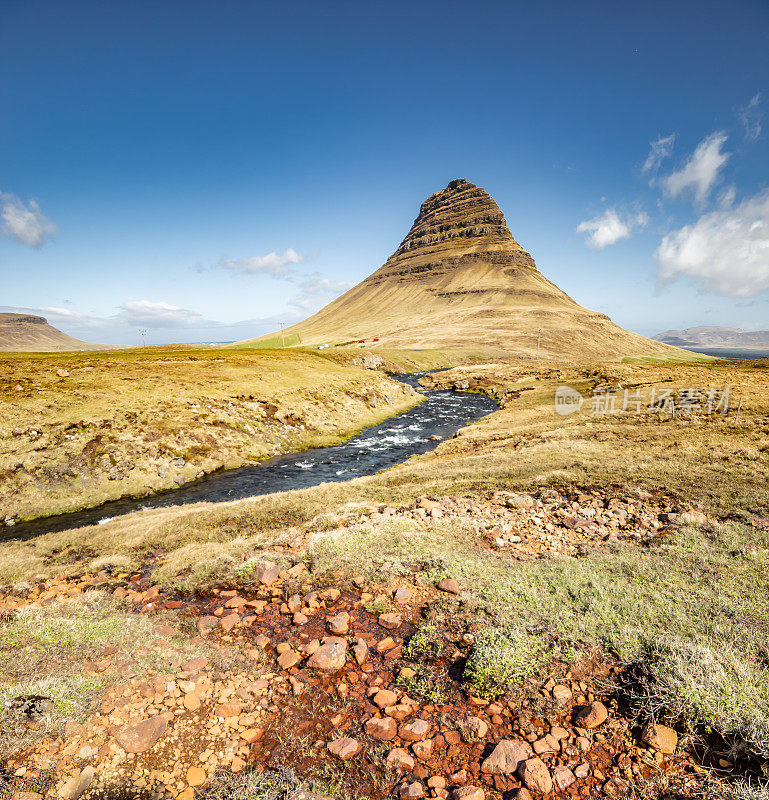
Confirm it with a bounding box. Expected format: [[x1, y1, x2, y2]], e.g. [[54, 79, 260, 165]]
[[738, 93, 763, 141], [656, 190, 769, 297], [661, 132, 730, 204], [576, 208, 649, 249], [289, 277, 354, 312], [117, 300, 209, 328], [642, 133, 676, 176], [218, 248, 307, 277], [0, 192, 58, 248]]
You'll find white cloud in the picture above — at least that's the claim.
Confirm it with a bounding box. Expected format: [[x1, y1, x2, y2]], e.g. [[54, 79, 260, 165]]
[[289, 278, 354, 312], [738, 93, 762, 141], [218, 248, 306, 277], [661, 132, 730, 204], [117, 300, 207, 328], [642, 133, 676, 175], [576, 209, 649, 249], [0, 192, 57, 248], [656, 191, 769, 297]]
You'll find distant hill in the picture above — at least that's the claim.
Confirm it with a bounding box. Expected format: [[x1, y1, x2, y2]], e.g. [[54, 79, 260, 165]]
[[236, 179, 682, 360], [654, 326, 769, 349], [0, 313, 112, 352]]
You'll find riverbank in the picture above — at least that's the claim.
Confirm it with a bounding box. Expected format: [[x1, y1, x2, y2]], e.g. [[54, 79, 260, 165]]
[[0, 349, 425, 523]]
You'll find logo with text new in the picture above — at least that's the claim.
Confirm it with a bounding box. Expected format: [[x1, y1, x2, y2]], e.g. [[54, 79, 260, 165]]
[[555, 385, 584, 416]]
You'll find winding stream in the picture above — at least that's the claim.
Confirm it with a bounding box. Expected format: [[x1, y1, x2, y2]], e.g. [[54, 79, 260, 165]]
[[3, 374, 498, 541]]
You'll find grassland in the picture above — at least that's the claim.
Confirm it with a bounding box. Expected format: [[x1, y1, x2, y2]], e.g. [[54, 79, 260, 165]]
[[1, 351, 768, 791], [0, 347, 423, 522]]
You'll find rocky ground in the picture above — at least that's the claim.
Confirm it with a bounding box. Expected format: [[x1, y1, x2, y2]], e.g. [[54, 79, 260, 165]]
[[2, 488, 758, 800]]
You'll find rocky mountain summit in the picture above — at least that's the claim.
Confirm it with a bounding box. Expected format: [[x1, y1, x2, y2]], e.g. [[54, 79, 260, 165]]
[[240, 179, 679, 359]]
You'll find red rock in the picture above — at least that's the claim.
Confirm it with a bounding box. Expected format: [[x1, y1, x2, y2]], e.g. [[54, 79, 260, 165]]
[[400, 718, 430, 741], [278, 649, 301, 669], [373, 689, 397, 708], [113, 716, 168, 753], [519, 758, 552, 795], [387, 747, 416, 771], [532, 734, 559, 754], [437, 578, 460, 594], [641, 723, 678, 754], [553, 765, 576, 790], [379, 612, 402, 629], [481, 740, 531, 774], [214, 702, 242, 718], [225, 596, 247, 608], [411, 738, 432, 759], [60, 766, 93, 799], [328, 611, 350, 634], [400, 782, 424, 799], [365, 716, 398, 740], [452, 788, 484, 800], [327, 737, 361, 760], [306, 637, 347, 673], [574, 700, 608, 729], [252, 560, 280, 586], [181, 657, 208, 672], [186, 766, 206, 786], [220, 612, 240, 632], [240, 728, 264, 743]]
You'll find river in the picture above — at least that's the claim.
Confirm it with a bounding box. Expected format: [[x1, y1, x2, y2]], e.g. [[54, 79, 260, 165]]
[[2, 373, 498, 541]]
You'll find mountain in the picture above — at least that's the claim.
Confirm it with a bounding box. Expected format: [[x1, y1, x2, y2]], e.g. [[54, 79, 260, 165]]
[[237, 179, 681, 359], [0, 313, 110, 352], [654, 326, 769, 349]]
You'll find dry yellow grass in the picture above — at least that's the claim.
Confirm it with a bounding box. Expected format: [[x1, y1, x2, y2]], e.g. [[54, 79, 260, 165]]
[[0, 347, 421, 521]]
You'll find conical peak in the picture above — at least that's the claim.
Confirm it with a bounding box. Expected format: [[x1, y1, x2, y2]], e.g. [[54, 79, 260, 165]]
[[391, 178, 520, 261]]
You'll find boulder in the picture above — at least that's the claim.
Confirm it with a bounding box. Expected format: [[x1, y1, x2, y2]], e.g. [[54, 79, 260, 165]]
[[574, 700, 608, 729], [113, 715, 168, 753], [306, 637, 347, 673], [480, 740, 532, 774], [519, 758, 552, 795]]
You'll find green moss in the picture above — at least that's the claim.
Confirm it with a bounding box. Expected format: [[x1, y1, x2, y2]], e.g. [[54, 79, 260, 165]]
[[464, 627, 551, 700]]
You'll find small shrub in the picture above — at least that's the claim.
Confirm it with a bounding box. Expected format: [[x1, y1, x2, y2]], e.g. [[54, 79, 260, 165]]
[[364, 599, 389, 614], [403, 625, 443, 662], [397, 667, 447, 706], [464, 627, 549, 699]]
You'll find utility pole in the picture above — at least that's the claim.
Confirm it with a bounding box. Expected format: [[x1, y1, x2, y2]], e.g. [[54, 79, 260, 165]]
[[536, 328, 541, 360], [139, 329, 147, 347], [280, 322, 285, 348]]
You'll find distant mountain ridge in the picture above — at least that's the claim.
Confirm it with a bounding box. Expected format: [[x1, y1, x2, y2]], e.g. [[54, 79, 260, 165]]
[[237, 178, 680, 360], [654, 326, 769, 349], [0, 313, 112, 352]]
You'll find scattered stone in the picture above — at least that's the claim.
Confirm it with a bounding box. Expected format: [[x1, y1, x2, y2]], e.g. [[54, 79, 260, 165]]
[[113, 716, 168, 754], [553, 765, 576, 790], [394, 587, 412, 602], [387, 747, 416, 771], [552, 684, 573, 705], [574, 700, 608, 729], [252, 560, 280, 586], [365, 716, 398, 740], [60, 766, 93, 800], [400, 718, 430, 741], [436, 578, 460, 594], [641, 723, 678, 754], [519, 757, 552, 795], [481, 740, 532, 774], [186, 766, 206, 787], [453, 788, 484, 800], [373, 689, 398, 708], [378, 612, 402, 629], [327, 737, 361, 760], [307, 637, 347, 673], [328, 612, 350, 634], [278, 649, 301, 669]]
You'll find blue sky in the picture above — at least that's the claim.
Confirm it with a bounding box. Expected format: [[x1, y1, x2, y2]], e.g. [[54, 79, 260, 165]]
[[1, 0, 768, 345]]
